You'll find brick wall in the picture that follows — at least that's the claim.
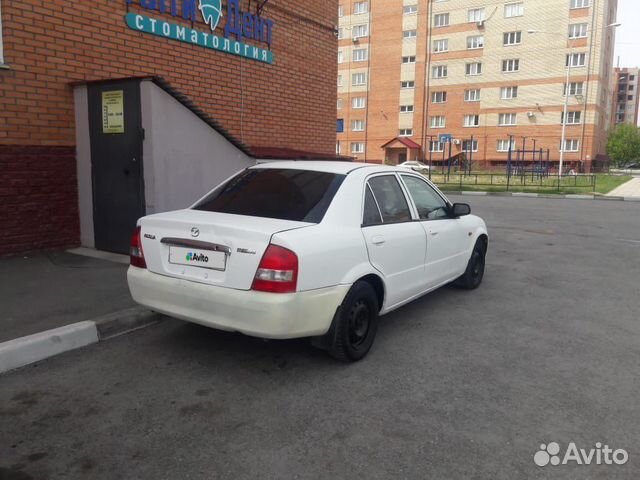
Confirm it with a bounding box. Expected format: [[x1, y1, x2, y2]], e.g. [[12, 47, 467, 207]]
[[0, 146, 80, 255]]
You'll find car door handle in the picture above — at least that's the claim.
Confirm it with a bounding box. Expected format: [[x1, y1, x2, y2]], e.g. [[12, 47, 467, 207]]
[[429, 231, 439, 237], [372, 235, 386, 245]]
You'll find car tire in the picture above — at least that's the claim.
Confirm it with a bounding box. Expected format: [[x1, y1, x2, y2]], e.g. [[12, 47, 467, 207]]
[[455, 240, 486, 290], [328, 281, 379, 362]]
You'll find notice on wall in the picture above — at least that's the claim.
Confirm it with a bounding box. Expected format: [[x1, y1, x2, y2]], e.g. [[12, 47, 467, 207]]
[[102, 91, 125, 134]]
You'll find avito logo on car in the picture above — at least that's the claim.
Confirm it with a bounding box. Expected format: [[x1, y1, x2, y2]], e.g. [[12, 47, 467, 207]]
[[186, 252, 209, 263]]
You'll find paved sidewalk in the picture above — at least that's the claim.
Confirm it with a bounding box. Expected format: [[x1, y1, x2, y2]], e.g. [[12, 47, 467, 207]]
[[607, 177, 640, 197]]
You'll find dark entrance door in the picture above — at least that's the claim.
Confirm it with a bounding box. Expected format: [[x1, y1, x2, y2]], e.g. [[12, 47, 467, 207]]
[[88, 80, 145, 254], [398, 152, 407, 163]]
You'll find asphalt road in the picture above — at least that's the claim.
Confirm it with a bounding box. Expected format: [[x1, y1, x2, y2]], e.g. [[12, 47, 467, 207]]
[[1, 196, 639, 480]]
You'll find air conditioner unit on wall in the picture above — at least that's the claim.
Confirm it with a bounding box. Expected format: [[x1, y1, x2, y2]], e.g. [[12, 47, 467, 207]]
[[527, 111, 535, 118], [452, 139, 461, 145]]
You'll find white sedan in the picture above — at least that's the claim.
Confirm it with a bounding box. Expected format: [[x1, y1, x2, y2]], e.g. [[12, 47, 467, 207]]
[[398, 160, 431, 173], [127, 162, 488, 361]]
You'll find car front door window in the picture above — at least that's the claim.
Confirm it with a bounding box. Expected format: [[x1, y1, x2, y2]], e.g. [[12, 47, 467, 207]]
[[401, 175, 449, 220], [367, 175, 412, 223]]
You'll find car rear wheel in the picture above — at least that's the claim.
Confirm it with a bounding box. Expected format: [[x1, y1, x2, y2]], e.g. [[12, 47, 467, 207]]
[[328, 281, 379, 362], [455, 240, 486, 290]]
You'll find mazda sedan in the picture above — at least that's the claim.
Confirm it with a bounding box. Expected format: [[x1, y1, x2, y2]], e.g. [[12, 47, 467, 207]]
[[127, 162, 488, 361]]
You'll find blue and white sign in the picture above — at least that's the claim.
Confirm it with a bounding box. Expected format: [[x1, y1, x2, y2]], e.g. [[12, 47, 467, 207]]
[[125, 0, 275, 64], [439, 133, 453, 143]]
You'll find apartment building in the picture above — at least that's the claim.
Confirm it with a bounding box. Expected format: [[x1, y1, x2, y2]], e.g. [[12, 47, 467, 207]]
[[336, 0, 618, 171], [611, 67, 640, 126]]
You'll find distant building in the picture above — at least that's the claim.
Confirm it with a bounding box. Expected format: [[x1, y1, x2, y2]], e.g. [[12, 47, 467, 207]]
[[611, 67, 640, 126]]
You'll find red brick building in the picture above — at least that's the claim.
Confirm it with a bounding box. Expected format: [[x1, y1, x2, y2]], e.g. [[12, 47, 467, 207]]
[[0, 0, 338, 255]]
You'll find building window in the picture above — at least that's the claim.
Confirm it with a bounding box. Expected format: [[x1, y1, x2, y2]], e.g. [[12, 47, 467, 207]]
[[434, 13, 450, 27], [352, 120, 365, 131], [353, 24, 369, 38], [464, 115, 480, 127], [403, 5, 418, 15], [337, 118, 344, 133], [338, 51, 344, 64], [403, 30, 417, 39], [466, 62, 483, 76], [463, 140, 479, 152], [352, 97, 366, 109], [498, 113, 517, 126], [566, 53, 586, 67], [504, 2, 524, 18], [569, 23, 588, 39], [502, 59, 520, 72], [353, 1, 368, 15], [564, 81, 584, 95], [501, 86, 518, 99], [338, 5, 344, 17], [468, 8, 485, 23], [336, 141, 342, 154], [399, 129, 413, 137], [400, 105, 415, 113], [432, 65, 448, 79], [465, 89, 481, 102], [562, 111, 582, 124], [430, 116, 446, 128], [401, 80, 415, 89], [561, 139, 580, 151], [402, 56, 417, 64], [432, 91, 447, 103], [337, 98, 343, 109], [337, 74, 343, 87], [353, 48, 368, 62], [430, 141, 445, 152], [352, 73, 367, 86], [570, 0, 590, 9], [497, 139, 516, 152], [351, 142, 365, 153], [337, 28, 344, 39], [467, 35, 484, 49], [433, 39, 449, 53], [503, 31, 522, 46]]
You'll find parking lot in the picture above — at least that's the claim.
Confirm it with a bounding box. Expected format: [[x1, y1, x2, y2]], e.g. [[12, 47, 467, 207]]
[[1, 196, 639, 480]]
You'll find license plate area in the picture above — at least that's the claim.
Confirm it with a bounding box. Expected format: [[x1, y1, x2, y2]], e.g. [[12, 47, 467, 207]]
[[168, 246, 227, 271]]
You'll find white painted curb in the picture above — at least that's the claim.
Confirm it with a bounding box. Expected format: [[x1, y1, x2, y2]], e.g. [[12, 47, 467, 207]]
[[0, 321, 99, 374]]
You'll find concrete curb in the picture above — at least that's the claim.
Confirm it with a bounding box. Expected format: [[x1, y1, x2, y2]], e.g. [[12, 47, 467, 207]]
[[443, 191, 640, 202], [0, 307, 159, 374]]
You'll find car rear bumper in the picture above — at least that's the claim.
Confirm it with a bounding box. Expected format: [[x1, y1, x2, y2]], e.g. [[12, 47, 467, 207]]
[[127, 267, 350, 339]]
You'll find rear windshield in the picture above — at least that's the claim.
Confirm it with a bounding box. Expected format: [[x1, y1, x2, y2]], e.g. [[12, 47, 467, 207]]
[[193, 168, 345, 223]]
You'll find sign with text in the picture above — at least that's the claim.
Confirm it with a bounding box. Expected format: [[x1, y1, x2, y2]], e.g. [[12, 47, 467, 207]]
[[102, 91, 125, 134]]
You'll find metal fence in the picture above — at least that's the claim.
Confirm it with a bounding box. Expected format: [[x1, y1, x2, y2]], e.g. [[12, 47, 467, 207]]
[[430, 172, 597, 192]]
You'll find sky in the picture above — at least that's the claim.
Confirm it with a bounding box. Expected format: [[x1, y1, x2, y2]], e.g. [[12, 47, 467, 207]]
[[613, 0, 640, 67]]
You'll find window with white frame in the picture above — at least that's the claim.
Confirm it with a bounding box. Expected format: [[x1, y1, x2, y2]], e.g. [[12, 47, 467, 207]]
[[562, 111, 582, 124], [561, 139, 580, 151], [353, 48, 368, 62], [564, 81, 584, 95], [434, 13, 450, 27], [351, 142, 365, 154], [569, 23, 588, 39], [465, 89, 481, 102], [337, 98, 343, 109], [352, 97, 366, 109], [399, 129, 413, 136], [430, 115, 446, 128], [401, 80, 415, 89], [403, 5, 418, 15], [337, 28, 344, 39], [352, 72, 367, 86], [467, 35, 484, 49], [504, 2, 524, 18], [352, 24, 369, 39], [336, 141, 342, 154], [402, 55, 417, 64], [433, 39, 449, 53], [338, 51, 344, 64], [570, 0, 590, 9], [497, 139, 516, 152], [430, 141, 445, 152], [464, 115, 480, 127], [504, 31, 522, 46], [403, 30, 417, 39], [498, 113, 517, 126], [566, 53, 586, 67], [463, 139, 479, 152], [400, 105, 415, 113], [502, 59, 520, 72], [468, 8, 485, 23], [432, 65, 448, 78], [501, 86, 518, 99], [338, 5, 344, 17], [353, 1, 368, 14], [352, 120, 365, 131], [466, 62, 483, 76], [338, 74, 343, 87], [432, 91, 447, 103]]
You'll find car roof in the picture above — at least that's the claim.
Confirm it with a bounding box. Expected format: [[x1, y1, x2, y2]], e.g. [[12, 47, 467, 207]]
[[250, 161, 399, 175]]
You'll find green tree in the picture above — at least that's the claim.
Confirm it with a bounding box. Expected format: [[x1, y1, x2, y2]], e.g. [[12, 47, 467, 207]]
[[607, 124, 640, 167]]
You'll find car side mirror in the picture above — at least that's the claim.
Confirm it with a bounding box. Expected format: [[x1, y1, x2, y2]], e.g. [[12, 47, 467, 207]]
[[451, 203, 471, 217]]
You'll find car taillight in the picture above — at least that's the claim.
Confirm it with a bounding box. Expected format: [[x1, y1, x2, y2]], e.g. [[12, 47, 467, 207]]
[[251, 244, 298, 294], [129, 226, 147, 269]]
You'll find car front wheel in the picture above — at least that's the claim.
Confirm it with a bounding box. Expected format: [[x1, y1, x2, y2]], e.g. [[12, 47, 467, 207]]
[[456, 239, 486, 290]]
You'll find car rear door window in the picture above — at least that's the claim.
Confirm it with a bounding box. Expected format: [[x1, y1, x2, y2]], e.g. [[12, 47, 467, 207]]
[[401, 175, 449, 220], [367, 175, 412, 223], [363, 185, 383, 226], [194, 169, 345, 223]]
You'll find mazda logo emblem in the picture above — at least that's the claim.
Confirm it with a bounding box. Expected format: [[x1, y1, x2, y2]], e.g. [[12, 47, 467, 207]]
[[191, 227, 200, 238]]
